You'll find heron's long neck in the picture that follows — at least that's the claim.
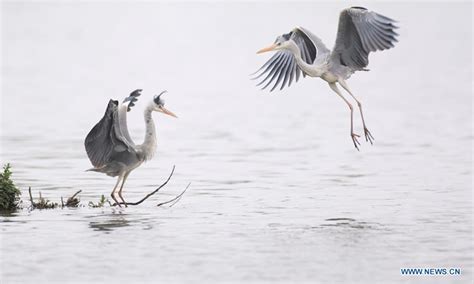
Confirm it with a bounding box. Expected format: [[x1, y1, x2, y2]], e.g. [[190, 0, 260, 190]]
[[140, 104, 157, 161], [287, 40, 322, 77]]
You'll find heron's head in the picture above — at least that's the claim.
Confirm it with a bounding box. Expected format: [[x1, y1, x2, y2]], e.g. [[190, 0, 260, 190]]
[[153, 91, 177, 118], [257, 32, 293, 54]]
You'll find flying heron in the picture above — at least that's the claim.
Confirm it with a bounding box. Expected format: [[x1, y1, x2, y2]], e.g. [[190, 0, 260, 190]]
[[84, 89, 177, 207], [253, 7, 399, 150]]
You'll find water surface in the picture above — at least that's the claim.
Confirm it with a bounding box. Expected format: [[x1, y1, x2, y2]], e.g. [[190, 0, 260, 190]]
[[1, 2, 472, 283]]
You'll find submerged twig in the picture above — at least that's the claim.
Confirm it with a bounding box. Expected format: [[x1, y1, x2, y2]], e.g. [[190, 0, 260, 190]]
[[112, 165, 176, 206], [28, 187, 34, 208]]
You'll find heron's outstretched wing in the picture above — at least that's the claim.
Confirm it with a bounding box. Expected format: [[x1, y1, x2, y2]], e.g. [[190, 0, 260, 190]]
[[84, 100, 136, 168], [253, 27, 329, 92], [331, 7, 399, 71], [294, 26, 330, 63], [117, 89, 142, 147], [253, 50, 297, 92]]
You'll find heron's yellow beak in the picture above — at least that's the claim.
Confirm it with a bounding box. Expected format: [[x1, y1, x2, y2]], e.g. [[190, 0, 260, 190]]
[[159, 106, 177, 118], [257, 44, 278, 54]]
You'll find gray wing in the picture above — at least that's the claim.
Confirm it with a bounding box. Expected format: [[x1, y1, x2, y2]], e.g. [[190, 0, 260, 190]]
[[331, 7, 399, 71], [84, 99, 136, 168], [252, 27, 328, 92], [295, 26, 330, 63], [253, 50, 297, 92]]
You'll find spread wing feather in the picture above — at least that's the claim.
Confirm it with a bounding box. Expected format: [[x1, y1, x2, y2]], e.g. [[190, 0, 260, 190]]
[[252, 27, 329, 92], [85, 99, 137, 168], [331, 7, 399, 71]]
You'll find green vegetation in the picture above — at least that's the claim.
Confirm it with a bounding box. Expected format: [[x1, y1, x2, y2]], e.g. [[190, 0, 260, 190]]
[[88, 194, 107, 208], [0, 164, 21, 211]]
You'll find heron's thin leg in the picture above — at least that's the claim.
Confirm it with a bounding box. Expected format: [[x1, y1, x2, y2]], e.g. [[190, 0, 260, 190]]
[[117, 171, 130, 207], [328, 82, 360, 150], [111, 175, 124, 207], [338, 80, 374, 144]]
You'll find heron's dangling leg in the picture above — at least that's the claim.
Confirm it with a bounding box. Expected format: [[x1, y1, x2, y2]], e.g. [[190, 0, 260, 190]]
[[117, 171, 131, 207], [338, 80, 374, 144], [328, 82, 360, 150], [111, 175, 124, 207]]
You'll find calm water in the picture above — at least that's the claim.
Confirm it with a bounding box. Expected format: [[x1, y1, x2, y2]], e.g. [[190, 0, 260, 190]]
[[1, 2, 472, 283]]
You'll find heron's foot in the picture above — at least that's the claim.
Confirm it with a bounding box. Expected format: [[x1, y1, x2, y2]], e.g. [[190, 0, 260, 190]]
[[118, 193, 128, 207], [111, 194, 122, 208], [364, 127, 374, 145], [351, 133, 361, 151]]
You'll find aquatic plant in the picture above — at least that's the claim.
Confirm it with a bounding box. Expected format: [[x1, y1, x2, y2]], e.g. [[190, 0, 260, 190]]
[[61, 190, 82, 208], [28, 187, 59, 209], [0, 164, 21, 211], [88, 194, 107, 208]]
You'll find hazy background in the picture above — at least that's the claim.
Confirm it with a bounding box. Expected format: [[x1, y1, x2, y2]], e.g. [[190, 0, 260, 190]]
[[1, 1, 472, 283]]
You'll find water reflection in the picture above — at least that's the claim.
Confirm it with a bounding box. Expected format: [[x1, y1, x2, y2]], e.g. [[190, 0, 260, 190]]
[[320, 218, 379, 230], [0, 211, 22, 219], [88, 213, 131, 232]]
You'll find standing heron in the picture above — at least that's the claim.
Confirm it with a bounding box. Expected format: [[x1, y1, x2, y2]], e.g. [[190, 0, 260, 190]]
[[84, 89, 177, 207], [253, 7, 399, 150]]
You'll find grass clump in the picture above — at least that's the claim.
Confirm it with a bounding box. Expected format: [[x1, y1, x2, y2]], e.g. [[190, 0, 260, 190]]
[[0, 164, 21, 211], [29, 188, 58, 209], [88, 194, 107, 208], [29, 188, 84, 210], [61, 190, 82, 208]]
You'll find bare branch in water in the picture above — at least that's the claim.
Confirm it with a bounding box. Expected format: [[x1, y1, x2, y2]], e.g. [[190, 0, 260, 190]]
[[112, 165, 188, 207], [69, 190, 82, 200], [157, 182, 190, 207]]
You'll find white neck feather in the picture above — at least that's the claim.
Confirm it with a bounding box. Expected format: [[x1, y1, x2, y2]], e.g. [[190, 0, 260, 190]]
[[286, 40, 324, 77], [139, 103, 157, 161]]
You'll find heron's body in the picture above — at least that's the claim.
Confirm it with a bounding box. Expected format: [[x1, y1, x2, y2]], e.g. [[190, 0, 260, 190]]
[[254, 7, 399, 149], [84, 89, 176, 206]]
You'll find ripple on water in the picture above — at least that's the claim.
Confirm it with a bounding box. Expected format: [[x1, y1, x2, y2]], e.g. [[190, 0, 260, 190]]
[[315, 218, 387, 231]]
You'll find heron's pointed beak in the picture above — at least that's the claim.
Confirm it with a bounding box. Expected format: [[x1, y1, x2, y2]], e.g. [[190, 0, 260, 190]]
[[257, 44, 278, 54], [159, 106, 177, 118]]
